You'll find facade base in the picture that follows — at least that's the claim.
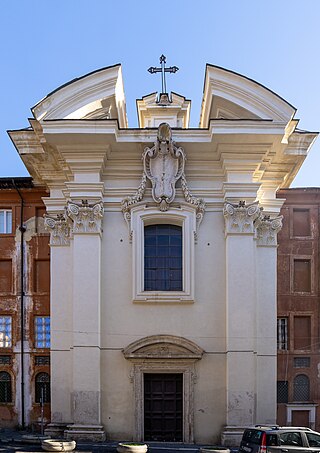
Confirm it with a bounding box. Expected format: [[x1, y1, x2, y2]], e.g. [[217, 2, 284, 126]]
[[64, 424, 106, 441], [221, 426, 245, 447], [44, 423, 67, 437]]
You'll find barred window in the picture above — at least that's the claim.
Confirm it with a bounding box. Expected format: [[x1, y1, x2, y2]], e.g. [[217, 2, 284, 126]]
[[35, 356, 50, 366], [0, 371, 12, 403], [35, 317, 50, 348], [294, 357, 310, 368], [144, 225, 182, 291], [277, 380, 288, 403], [293, 374, 310, 401], [0, 317, 12, 348], [277, 318, 288, 350], [0, 210, 12, 234], [35, 372, 50, 403], [0, 356, 11, 365]]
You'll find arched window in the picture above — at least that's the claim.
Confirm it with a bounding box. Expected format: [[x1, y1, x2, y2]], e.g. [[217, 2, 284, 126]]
[[0, 371, 12, 403], [35, 372, 50, 403], [144, 224, 182, 291], [293, 374, 310, 401]]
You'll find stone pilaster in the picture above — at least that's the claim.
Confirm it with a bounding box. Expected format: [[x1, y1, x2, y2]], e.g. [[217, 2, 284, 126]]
[[65, 199, 105, 441], [44, 212, 73, 437], [255, 215, 283, 425], [222, 201, 260, 446]]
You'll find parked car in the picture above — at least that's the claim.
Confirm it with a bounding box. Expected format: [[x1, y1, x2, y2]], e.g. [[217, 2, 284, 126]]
[[239, 425, 320, 453]]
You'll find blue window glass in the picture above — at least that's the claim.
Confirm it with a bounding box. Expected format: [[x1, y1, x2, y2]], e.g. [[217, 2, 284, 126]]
[[35, 317, 50, 348], [0, 316, 12, 348], [144, 225, 182, 291]]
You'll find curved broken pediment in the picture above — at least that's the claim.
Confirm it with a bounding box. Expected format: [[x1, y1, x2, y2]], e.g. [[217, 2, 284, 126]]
[[31, 64, 127, 127], [123, 335, 204, 360], [200, 64, 296, 127]]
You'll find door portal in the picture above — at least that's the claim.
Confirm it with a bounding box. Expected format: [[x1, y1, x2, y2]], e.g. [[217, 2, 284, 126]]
[[144, 373, 183, 441]]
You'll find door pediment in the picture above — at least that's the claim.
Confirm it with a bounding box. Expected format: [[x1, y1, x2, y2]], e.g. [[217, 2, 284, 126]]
[[123, 335, 203, 360]]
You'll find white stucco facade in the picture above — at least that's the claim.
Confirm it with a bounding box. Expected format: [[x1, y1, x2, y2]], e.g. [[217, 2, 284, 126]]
[[9, 64, 317, 445]]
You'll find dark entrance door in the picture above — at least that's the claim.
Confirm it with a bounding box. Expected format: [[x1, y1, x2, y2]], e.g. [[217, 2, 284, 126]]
[[144, 373, 183, 442]]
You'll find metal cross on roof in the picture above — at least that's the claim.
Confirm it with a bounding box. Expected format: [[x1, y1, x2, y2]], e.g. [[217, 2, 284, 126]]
[[148, 55, 179, 94]]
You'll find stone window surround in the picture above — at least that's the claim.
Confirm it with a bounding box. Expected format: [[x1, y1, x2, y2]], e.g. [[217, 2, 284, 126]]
[[290, 206, 313, 239], [130, 205, 196, 304], [286, 404, 317, 430], [290, 255, 314, 295]]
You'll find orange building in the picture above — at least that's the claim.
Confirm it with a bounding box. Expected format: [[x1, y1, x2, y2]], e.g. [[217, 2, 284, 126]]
[[0, 177, 50, 429], [277, 188, 320, 430]]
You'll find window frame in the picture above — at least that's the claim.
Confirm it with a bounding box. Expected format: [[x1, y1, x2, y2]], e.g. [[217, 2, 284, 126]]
[[277, 317, 288, 350], [0, 210, 12, 234], [0, 316, 12, 348], [0, 371, 12, 403], [35, 372, 50, 404], [131, 206, 196, 303], [34, 316, 51, 349], [290, 255, 314, 295]]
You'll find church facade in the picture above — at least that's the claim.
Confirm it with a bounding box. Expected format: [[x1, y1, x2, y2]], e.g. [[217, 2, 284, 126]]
[[8, 64, 317, 444]]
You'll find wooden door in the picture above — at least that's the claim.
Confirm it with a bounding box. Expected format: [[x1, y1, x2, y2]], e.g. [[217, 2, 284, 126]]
[[144, 373, 183, 441], [292, 410, 310, 427]]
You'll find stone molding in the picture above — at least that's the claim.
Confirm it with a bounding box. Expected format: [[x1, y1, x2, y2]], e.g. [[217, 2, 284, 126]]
[[224, 201, 261, 234], [44, 213, 71, 246], [123, 334, 204, 360], [255, 215, 283, 246], [123, 335, 203, 443], [66, 200, 103, 234], [121, 123, 205, 234]]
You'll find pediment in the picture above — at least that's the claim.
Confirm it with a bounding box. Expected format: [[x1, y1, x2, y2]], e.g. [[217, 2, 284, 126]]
[[31, 64, 127, 127], [200, 64, 296, 127], [123, 335, 203, 360]]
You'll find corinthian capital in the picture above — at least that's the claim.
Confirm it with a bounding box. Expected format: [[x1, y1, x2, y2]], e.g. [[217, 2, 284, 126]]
[[223, 201, 261, 234], [255, 215, 283, 246], [66, 200, 104, 234], [44, 213, 70, 246]]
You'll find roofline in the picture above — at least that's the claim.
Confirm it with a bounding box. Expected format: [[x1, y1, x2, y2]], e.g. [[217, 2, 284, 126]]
[[0, 177, 34, 189], [203, 63, 297, 113], [31, 63, 122, 113]]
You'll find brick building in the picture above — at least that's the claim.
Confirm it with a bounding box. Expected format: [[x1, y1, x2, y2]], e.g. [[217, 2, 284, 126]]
[[0, 177, 50, 428], [277, 188, 320, 430]]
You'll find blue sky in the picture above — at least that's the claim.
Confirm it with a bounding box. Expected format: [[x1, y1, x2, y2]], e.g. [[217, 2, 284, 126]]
[[1, 0, 319, 186]]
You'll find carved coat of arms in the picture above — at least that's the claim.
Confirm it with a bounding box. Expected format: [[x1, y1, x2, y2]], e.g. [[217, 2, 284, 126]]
[[143, 123, 185, 211]]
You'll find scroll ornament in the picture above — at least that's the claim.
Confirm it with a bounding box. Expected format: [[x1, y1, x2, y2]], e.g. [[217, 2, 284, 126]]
[[223, 201, 261, 234], [66, 200, 104, 234], [44, 213, 71, 246], [121, 123, 205, 233], [255, 214, 283, 246]]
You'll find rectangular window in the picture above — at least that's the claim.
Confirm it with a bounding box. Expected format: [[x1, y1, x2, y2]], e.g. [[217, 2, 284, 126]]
[[293, 259, 311, 293], [277, 380, 289, 403], [293, 209, 311, 237], [294, 357, 310, 368], [144, 224, 182, 291], [0, 210, 12, 234], [0, 355, 11, 365], [294, 316, 311, 350], [35, 317, 50, 348], [277, 318, 288, 350], [35, 355, 50, 366], [0, 317, 12, 348], [0, 260, 12, 293], [33, 260, 50, 293]]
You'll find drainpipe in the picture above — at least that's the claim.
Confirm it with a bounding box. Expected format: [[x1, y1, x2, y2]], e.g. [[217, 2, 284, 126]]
[[12, 179, 26, 429]]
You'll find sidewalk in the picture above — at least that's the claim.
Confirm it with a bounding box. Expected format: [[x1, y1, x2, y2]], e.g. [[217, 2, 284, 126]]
[[0, 429, 238, 453]]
